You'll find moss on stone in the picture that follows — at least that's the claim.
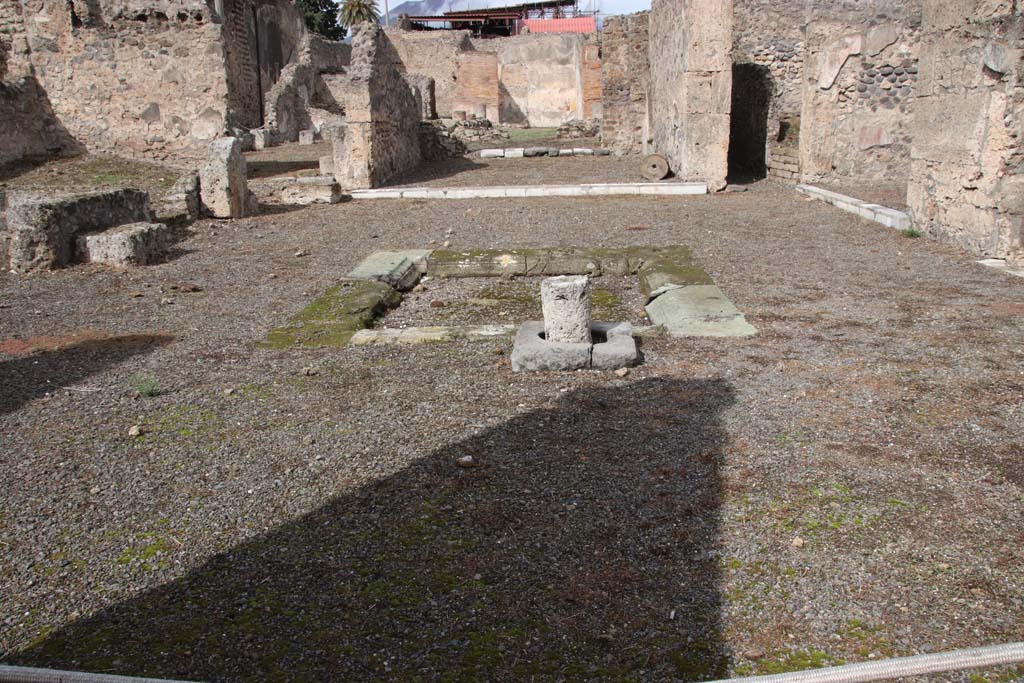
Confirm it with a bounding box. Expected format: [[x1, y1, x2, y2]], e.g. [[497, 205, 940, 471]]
[[260, 280, 400, 349]]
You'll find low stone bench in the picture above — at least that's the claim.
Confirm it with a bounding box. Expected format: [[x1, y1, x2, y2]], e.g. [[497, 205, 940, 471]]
[[76, 222, 172, 267], [7, 188, 153, 273]]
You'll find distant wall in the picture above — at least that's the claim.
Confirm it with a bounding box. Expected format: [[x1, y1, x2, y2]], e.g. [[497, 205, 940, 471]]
[[453, 50, 500, 120], [648, 0, 733, 190], [601, 12, 650, 155], [908, 0, 1024, 261], [392, 29, 598, 127], [493, 33, 590, 127], [385, 28, 471, 118]]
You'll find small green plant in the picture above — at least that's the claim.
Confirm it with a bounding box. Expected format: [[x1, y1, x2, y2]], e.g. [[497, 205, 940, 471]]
[[902, 228, 922, 238], [130, 373, 161, 397]]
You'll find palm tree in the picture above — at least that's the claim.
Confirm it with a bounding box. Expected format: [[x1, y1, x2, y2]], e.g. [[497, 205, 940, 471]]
[[339, 0, 381, 30]]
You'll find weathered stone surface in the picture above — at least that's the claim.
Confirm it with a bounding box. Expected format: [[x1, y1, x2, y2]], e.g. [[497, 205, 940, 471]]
[[332, 25, 423, 190], [427, 249, 531, 277], [319, 155, 335, 175], [262, 280, 402, 349], [541, 275, 592, 344], [156, 172, 200, 224], [199, 137, 250, 218], [298, 129, 315, 145], [248, 176, 342, 206], [7, 188, 151, 273], [907, 5, 1023, 261], [511, 321, 592, 372], [645, 285, 756, 337], [75, 222, 171, 266], [349, 324, 515, 345], [648, 0, 732, 191], [590, 322, 638, 370], [348, 250, 430, 290]]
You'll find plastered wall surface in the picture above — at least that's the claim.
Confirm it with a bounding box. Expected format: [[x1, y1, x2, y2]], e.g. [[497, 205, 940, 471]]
[[907, 0, 1023, 260], [799, 4, 922, 183]]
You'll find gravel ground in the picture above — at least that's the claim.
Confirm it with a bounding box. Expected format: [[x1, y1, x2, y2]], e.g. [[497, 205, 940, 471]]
[[388, 155, 661, 189], [1, 181, 1022, 682], [0, 155, 183, 201], [381, 275, 648, 328]]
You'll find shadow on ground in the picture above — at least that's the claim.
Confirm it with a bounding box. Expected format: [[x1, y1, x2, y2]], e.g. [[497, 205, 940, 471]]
[[0, 333, 174, 415], [382, 156, 489, 187], [13, 378, 734, 682]]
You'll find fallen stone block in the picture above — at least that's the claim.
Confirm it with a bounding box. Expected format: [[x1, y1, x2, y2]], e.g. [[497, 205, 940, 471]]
[[645, 285, 756, 337], [480, 149, 505, 159], [156, 172, 200, 224], [348, 250, 431, 290], [595, 149, 612, 156], [299, 129, 315, 145], [200, 137, 251, 219], [573, 148, 594, 155], [505, 148, 525, 158], [76, 222, 171, 266], [524, 147, 549, 157], [7, 189, 152, 273]]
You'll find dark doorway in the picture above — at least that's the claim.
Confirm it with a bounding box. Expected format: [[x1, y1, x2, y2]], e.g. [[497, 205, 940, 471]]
[[728, 63, 773, 183]]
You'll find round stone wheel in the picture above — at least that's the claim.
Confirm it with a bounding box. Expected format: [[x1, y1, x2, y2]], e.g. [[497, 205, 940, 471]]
[[641, 154, 670, 181]]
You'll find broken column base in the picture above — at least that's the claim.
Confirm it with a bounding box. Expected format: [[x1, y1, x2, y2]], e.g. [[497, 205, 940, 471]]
[[511, 321, 637, 372]]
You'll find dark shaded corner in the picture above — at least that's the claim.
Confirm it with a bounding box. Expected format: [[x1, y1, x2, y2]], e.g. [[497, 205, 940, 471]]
[[13, 377, 735, 681], [728, 63, 773, 184], [0, 333, 174, 416]]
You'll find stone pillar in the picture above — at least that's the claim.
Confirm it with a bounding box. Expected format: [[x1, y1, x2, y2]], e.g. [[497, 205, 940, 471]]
[[199, 137, 249, 218], [541, 275, 592, 344]]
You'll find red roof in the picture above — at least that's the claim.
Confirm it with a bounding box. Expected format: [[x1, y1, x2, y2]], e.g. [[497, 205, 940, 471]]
[[520, 17, 597, 33]]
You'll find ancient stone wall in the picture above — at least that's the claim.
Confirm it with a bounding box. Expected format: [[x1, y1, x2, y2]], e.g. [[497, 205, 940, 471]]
[[332, 25, 422, 189], [907, 1, 1023, 261], [385, 28, 472, 118], [648, 0, 733, 190], [220, 0, 305, 131], [799, 2, 923, 183], [13, 0, 231, 163], [600, 12, 649, 155]]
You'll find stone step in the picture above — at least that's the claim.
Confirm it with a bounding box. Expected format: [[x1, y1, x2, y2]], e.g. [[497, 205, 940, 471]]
[[76, 222, 173, 266]]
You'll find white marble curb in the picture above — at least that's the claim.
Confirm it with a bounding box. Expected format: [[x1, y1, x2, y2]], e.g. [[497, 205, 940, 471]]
[[350, 183, 708, 200], [796, 184, 912, 230]]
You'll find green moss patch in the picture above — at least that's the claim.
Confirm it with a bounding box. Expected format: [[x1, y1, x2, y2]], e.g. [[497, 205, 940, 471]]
[[260, 280, 401, 349]]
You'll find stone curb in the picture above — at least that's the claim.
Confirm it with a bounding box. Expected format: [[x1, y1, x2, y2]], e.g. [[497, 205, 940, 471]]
[[349, 183, 708, 200], [977, 258, 1024, 278], [796, 184, 912, 230], [510, 321, 638, 372]]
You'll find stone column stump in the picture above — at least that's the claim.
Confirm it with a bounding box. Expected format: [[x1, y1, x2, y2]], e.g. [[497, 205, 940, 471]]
[[541, 275, 592, 344]]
